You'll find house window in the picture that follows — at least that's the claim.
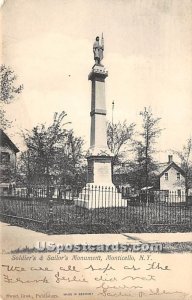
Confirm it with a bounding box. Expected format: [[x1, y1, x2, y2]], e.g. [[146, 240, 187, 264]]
[[0, 152, 10, 163], [164, 173, 168, 180], [177, 173, 180, 180]]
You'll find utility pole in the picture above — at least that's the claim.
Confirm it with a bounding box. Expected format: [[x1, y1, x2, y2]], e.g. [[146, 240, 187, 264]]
[[112, 101, 114, 153], [112, 100, 114, 126]]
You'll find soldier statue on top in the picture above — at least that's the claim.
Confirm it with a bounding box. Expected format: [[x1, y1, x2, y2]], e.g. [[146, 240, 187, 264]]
[[93, 34, 104, 65]]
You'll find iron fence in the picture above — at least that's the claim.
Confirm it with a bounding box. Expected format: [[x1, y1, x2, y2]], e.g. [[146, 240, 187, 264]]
[[0, 186, 191, 233]]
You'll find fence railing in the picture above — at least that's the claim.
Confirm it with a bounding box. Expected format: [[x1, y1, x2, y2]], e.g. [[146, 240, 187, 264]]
[[1, 187, 77, 201], [1, 186, 190, 201], [0, 186, 191, 233]]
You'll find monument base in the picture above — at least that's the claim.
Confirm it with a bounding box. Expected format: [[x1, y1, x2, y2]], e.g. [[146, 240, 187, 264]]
[[74, 153, 127, 208], [74, 184, 127, 209]]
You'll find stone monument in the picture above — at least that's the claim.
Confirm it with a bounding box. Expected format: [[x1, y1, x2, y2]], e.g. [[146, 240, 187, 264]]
[[87, 34, 113, 187], [75, 34, 127, 208]]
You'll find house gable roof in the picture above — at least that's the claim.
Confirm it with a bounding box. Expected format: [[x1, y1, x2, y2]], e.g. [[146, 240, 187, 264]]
[[113, 160, 186, 179], [159, 161, 185, 177], [0, 129, 19, 153]]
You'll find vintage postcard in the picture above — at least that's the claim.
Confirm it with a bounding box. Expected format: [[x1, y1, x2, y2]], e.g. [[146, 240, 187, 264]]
[[0, 0, 192, 299]]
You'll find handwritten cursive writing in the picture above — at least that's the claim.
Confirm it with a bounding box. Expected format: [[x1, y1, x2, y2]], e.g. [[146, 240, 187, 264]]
[[124, 265, 140, 271], [55, 272, 88, 283], [96, 282, 143, 290], [31, 266, 52, 271], [122, 275, 156, 281], [3, 274, 49, 284], [2, 265, 26, 272], [60, 265, 79, 272], [146, 261, 170, 271], [95, 275, 117, 282], [85, 264, 115, 273]]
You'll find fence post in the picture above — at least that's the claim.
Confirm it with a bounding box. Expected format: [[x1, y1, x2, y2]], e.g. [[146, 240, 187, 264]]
[[47, 198, 54, 234]]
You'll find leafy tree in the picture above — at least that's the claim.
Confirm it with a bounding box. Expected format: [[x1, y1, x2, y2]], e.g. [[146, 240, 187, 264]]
[[20, 112, 68, 191], [0, 108, 12, 130], [0, 65, 23, 129], [175, 137, 192, 194], [0, 65, 23, 103], [55, 130, 87, 191], [107, 120, 135, 165], [16, 151, 34, 187], [18, 112, 86, 193], [131, 107, 162, 189]]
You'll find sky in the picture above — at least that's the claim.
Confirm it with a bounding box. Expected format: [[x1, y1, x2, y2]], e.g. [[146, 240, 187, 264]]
[[1, 0, 192, 162]]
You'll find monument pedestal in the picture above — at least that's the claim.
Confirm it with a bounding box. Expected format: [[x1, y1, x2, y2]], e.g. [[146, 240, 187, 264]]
[[87, 154, 113, 187]]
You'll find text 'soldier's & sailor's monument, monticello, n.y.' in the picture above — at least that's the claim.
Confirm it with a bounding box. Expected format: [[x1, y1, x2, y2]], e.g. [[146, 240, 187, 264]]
[[75, 34, 127, 208]]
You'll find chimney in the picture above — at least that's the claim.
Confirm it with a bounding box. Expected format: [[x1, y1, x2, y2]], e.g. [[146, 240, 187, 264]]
[[168, 155, 173, 163]]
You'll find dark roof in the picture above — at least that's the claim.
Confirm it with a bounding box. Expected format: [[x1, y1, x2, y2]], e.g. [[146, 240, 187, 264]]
[[0, 129, 19, 153], [158, 161, 185, 177]]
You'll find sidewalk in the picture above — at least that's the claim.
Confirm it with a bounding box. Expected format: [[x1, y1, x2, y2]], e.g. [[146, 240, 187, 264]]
[[1, 222, 191, 252]]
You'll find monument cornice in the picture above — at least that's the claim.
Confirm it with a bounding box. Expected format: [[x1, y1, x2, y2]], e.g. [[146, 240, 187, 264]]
[[88, 65, 108, 81], [86, 147, 114, 158], [90, 109, 106, 116], [87, 155, 113, 160]]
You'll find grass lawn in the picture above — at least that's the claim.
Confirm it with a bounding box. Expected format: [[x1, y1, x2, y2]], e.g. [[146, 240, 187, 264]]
[[161, 242, 192, 253], [8, 241, 192, 254]]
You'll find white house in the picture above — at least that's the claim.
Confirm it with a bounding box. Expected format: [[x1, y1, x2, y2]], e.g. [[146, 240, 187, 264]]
[[0, 129, 19, 194], [158, 155, 186, 201]]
